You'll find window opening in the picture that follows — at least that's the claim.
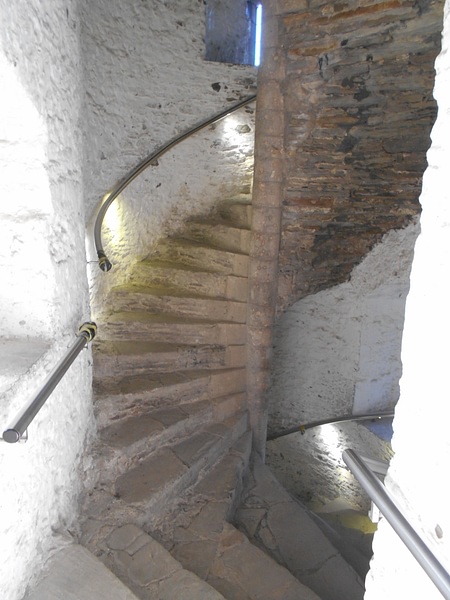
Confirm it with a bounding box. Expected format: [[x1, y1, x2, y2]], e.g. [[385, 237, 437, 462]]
[[205, 0, 263, 66], [254, 3, 262, 67]]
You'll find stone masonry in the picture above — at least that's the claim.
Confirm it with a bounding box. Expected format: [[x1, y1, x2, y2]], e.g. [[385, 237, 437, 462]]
[[275, 0, 444, 309]]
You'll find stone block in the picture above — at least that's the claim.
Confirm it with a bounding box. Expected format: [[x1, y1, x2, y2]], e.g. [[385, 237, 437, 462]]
[[211, 525, 320, 600], [255, 80, 283, 111], [235, 507, 266, 537], [252, 180, 284, 209], [159, 568, 225, 599], [254, 157, 284, 183], [115, 449, 187, 504], [250, 232, 281, 260], [172, 431, 220, 468], [251, 205, 282, 234], [107, 524, 145, 551], [122, 538, 181, 587], [172, 540, 218, 580]]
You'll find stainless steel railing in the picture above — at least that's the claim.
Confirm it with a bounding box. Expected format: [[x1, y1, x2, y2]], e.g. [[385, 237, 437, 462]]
[[267, 411, 394, 441], [2, 322, 97, 444], [343, 448, 450, 599], [93, 94, 257, 272]]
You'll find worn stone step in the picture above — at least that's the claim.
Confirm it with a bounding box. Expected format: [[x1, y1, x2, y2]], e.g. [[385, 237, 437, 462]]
[[235, 465, 365, 600], [152, 238, 249, 277], [112, 413, 249, 520], [129, 260, 248, 302], [101, 525, 226, 600], [93, 340, 246, 378], [180, 221, 252, 255], [77, 414, 251, 548], [99, 312, 247, 345], [94, 395, 247, 482], [146, 437, 320, 600], [157, 431, 253, 548], [105, 285, 247, 323], [24, 543, 139, 600], [94, 369, 246, 426], [174, 522, 321, 600]]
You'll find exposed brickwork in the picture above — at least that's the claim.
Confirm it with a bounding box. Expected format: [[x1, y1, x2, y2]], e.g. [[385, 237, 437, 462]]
[[275, 0, 444, 309]]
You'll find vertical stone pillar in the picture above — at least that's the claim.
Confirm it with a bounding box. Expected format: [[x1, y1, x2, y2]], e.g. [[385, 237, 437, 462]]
[[247, 1, 286, 462]]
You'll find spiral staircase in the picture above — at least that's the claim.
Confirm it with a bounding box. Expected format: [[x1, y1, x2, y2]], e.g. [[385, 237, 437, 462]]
[[28, 190, 369, 600]]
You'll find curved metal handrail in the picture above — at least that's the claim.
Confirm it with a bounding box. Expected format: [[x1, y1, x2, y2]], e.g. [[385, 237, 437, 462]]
[[343, 449, 450, 599], [94, 94, 257, 272], [2, 322, 97, 443], [267, 411, 394, 441]]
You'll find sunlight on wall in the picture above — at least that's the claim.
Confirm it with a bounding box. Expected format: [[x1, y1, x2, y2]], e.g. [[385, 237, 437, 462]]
[[0, 54, 54, 338], [220, 114, 255, 159], [318, 424, 341, 462], [102, 193, 124, 248]]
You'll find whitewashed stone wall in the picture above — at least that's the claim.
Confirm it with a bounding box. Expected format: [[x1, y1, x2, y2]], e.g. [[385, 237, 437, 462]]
[[81, 0, 257, 309], [366, 1, 450, 597], [268, 220, 418, 432], [266, 222, 417, 509], [0, 2, 93, 599]]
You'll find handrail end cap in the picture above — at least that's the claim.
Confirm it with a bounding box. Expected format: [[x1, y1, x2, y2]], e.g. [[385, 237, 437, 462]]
[[3, 429, 20, 444]]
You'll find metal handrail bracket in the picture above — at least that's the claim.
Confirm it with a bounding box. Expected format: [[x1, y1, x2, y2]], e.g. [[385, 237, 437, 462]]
[[343, 448, 450, 600], [2, 322, 97, 444], [93, 94, 257, 272]]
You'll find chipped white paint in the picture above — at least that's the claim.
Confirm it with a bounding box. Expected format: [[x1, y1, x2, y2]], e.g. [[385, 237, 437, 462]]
[[366, 1, 450, 596]]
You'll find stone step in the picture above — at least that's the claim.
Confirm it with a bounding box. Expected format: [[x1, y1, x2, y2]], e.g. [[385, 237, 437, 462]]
[[99, 312, 247, 345], [149, 436, 320, 600], [175, 522, 321, 600], [80, 414, 250, 550], [105, 285, 247, 322], [129, 260, 248, 302], [306, 509, 373, 582], [93, 340, 246, 378], [102, 525, 226, 600], [152, 238, 249, 277], [113, 412, 249, 523], [24, 543, 139, 600], [156, 431, 252, 548], [93, 368, 247, 422], [93, 395, 247, 482], [235, 465, 365, 600], [180, 221, 252, 255]]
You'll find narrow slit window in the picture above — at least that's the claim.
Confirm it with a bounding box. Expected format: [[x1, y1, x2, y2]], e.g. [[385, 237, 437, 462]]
[[254, 3, 262, 67]]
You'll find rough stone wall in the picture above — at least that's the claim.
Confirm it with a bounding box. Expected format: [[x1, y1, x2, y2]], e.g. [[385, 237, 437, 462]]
[[81, 0, 257, 309], [268, 220, 418, 434], [365, 1, 450, 595], [275, 0, 443, 310], [266, 221, 417, 510], [0, 2, 93, 599]]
